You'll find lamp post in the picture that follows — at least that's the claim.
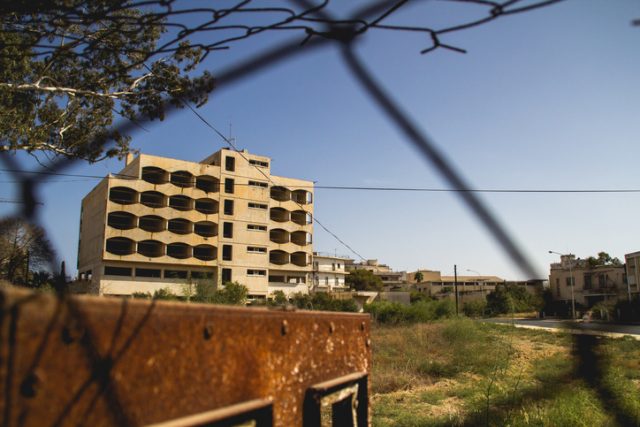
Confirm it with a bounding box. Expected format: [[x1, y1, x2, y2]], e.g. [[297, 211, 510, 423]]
[[549, 250, 576, 319]]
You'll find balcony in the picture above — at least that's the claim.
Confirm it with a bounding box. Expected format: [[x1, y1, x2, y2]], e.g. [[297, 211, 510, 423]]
[[270, 186, 290, 202], [194, 221, 217, 237], [194, 244, 217, 261], [109, 187, 137, 205], [290, 231, 311, 246], [170, 170, 194, 188], [169, 195, 192, 211], [269, 250, 288, 265], [141, 166, 168, 185], [167, 243, 191, 259], [292, 189, 311, 205], [140, 191, 165, 208], [270, 228, 289, 244], [195, 198, 218, 215], [138, 240, 164, 258], [270, 207, 289, 223], [196, 175, 219, 193], [139, 215, 165, 233], [291, 210, 311, 226], [106, 237, 135, 255], [107, 211, 136, 230], [168, 218, 192, 235], [291, 251, 308, 267]]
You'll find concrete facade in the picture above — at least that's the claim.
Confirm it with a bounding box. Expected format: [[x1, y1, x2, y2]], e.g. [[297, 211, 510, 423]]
[[548, 254, 626, 307], [624, 251, 640, 301], [345, 259, 407, 290], [312, 252, 352, 293], [77, 148, 313, 297]]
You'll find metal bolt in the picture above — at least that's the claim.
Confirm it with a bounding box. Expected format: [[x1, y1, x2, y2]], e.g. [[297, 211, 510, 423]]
[[360, 321, 366, 331], [281, 320, 289, 336], [203, 324, 213, 340], [20, 371, 42, 398], [329, 322, 335, 334], [366, 338, 371, 347]]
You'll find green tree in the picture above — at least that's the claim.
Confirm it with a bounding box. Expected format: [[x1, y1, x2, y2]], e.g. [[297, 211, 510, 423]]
[[587, 252, 622, 268], [212, 281, 248, 305], [269, 290, 288, 306], [0, 1, 213, 161], [0, 218, 53, 284], [346, 269, 383, 291], [414, 271, 424, 283]]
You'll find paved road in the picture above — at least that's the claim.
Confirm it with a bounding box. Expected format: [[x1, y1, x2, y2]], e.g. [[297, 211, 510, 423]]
[[483, 318, 640, 338]]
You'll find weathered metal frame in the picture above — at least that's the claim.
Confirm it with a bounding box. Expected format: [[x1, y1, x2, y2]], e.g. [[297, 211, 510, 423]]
[[303, 372, 368, 427], [0, 287, 371, 426]]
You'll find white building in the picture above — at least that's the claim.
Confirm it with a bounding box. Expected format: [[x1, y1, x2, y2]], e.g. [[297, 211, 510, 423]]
[[312, 252, 352, 292]]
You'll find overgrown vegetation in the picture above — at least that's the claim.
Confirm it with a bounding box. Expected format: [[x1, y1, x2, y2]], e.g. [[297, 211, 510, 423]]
[[485, 283, 543, 316], [132, 281, 248, 305], [267, 290, 358, 312], [371, 320, 640, 426], [365, 299, 455, 324], [346, 268, 383, 291]]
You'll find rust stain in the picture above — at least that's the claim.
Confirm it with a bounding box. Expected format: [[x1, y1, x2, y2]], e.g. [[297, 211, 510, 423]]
[[0, 287, 371, 426]]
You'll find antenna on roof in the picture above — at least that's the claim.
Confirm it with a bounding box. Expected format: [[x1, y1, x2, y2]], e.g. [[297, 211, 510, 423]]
[[228, 122, 236, 147]]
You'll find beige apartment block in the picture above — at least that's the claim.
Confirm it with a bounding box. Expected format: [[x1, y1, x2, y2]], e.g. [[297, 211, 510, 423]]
[[312, 252, 352, 293], [548, 254, 626, 308], [77, 148, 313, 298], [624, 251, 640, 301]]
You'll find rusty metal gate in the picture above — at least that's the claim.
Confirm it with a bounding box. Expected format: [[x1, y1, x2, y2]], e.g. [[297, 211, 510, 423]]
[[0, 287, 371, 426]]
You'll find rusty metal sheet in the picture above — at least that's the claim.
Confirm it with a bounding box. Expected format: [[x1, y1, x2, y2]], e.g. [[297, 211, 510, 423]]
[[0, 288, 371, 426]]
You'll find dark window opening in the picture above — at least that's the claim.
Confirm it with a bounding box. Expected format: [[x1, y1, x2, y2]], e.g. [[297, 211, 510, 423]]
[[106, 237, 135, 255], [168, 218, 192, 235], [249, 159, 269, 168], [222, 268, 232, 283], [141, 166, 167, 184], [170, 170, 194, 188], [270, 186, 290, 202], [223, 199, 234, 215], [165, 270, 188, 279], [140, 191, 165, 208], [224, 178, 235, 194], [225, 156, 235, 172], [248, 224, 267, 231], [194, 221, 217, 237], [195, 198, 218, 215], [194, 244, 216, 261], [139, 215, 164, 233], [167, 243, 191, 259], [269, 275, 285, 283], [109, 187, 137, 205], [249, 203, 268, 209], [222, 245, 232, 261], [249, 180, 268, 188], [270, 229, 289, 244], [196, 175, 219, 193], [108, 212, 136, 230], [136, 268, 161, 278], [223, 222, 233, 238], [270, 207, 289, 222], [104, 266, 132, 276], [169, 195, 192, 211], [138, 240, 164, 258]]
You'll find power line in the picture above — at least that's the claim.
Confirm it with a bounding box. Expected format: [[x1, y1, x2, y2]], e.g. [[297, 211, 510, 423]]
[[2, 170, 639, 193]]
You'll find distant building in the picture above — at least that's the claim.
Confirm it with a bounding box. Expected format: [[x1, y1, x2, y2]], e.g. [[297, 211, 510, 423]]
[[312, 252, 352, 292], [77, 148, 314, 298], [624, 251, 640, 301], [548, 254, 626, 308], [345, 259, 407, 290]]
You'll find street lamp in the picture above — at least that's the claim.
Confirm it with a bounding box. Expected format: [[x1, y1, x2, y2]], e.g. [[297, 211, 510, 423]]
[[549, 250, 576, 319]]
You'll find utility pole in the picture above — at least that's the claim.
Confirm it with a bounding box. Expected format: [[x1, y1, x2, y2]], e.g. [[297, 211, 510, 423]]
[[454, 264, 459, 316]]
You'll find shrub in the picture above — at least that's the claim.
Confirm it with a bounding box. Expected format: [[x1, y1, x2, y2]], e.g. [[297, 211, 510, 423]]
[[463, 299, 487, 318], [365, 299, 455, 324]]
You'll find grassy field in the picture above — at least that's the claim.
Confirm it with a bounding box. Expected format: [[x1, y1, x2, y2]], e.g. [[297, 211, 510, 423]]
[[371, 319, 640, 426]]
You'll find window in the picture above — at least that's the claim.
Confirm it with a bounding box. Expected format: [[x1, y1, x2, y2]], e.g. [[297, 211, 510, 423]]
[[247, 246, 267, 253], [191, 271, 214, 280], [337, 263, 341, 269], [249, 159, 269, 168], [165, 270, 188, 279], [566, 277, 575, 286], [335, 277, 339, 286], [223, 222, 233, 238], [325, 277, 329, 286], [248, 202, 267, 209], [332, 263, 336, 271], [247, 269, 266, 276], [224, 178, 234, 194], [224, 199, 234, 215], [136, 268, 161, 278], [222, 245, 233, 261], [248, 180, 268, 188], [104, 266, 132, 277], [225, 156, 235, 172], [247, 224, 267, 231], [222, 268, 232, 283]]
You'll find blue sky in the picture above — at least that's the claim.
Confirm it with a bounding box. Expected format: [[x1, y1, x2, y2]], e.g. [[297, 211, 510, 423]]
[[2, 0, 639, 280]]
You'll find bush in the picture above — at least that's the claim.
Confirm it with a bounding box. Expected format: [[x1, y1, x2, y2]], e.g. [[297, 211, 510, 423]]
[[485, 283, 542, 316], [365, 299, 455, 324], [288, 292, 359, 312], [463, 299, 487, 318]]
